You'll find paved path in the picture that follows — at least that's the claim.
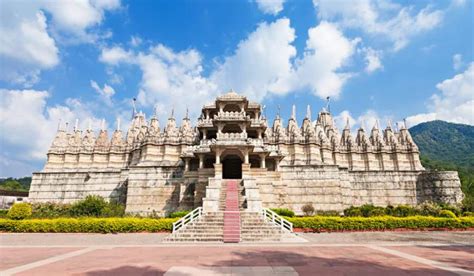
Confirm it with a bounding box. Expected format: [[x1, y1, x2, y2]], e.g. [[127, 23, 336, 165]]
[[1, 231, 473, 275]]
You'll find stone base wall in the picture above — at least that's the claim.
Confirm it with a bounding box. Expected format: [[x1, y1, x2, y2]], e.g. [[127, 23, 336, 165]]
[[416, 171, 464, 204], [29, 170, 128, 204], [254, 166, 463, 215], [125, 165, 195, 216], [29, 165, 463, 216]]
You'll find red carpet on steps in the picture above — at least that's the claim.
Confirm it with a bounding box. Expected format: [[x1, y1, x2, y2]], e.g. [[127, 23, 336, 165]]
[[223, 180, 240, 243]]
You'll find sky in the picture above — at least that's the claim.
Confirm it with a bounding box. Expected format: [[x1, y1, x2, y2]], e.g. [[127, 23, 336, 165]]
[[0, 0, 473, 177]]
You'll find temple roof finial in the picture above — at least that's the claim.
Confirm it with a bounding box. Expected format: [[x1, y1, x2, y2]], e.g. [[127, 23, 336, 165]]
[[88, 119, 92, 131], [185, 107, 189, 120], [153, 104, 158, 118], [291, 104, 296, 120], [57, 119, 62, 131], [306, 105, 311, 120], [345, 117, 350, 130], [74, 119, 79, 132], [101, 119, 105, 130], [131, 98, 137, 119], [277, 105, 281, 119], [116, 118, 121, 131], [326, 96, 331, 113], [170, 107, 175, 119]]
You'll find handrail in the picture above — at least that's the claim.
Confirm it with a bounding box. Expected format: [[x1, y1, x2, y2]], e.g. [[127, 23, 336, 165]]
[[172, 207, 203, 233], [261, 208, 293, 233]]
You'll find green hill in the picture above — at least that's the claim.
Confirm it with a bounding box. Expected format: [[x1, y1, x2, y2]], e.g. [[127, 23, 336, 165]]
[[410, 120, 474, 170], [410, 120, 474, 211]]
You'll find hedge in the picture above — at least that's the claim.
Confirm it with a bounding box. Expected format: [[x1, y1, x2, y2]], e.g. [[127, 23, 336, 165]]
[[287, 216, 474, 232], [0, 217, 178, 233]]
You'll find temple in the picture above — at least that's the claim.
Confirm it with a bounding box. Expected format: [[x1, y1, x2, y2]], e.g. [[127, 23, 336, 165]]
[[29, 91, 464, 215]]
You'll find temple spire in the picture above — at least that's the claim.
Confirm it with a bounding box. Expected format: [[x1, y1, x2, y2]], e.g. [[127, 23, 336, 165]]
[[306, 105, 311, 120], [345, 117, 350, 130]]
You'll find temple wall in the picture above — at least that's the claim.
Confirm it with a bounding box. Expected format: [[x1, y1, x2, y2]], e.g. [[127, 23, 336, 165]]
[[125, 165, 195, 216], [416, 171, 464, 204], [29, 170, 127, 204]]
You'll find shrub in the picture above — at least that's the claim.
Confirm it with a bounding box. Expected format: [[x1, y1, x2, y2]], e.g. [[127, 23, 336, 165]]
[[392, 205, 417, 217], [417, 201, 442, 217], [462, 212, 474, 217], [438, 210, 457, 218], [344, 206, 363, 217], [385, 205, 394, 216], [270, 208, 295, 217], [7, 203, 32, 220], [315, 210, 340, 217], [439, 204, 462, 217], [301, 204, 315, 216], [0, 217, 178, 233], [0, 209, 8, 218], [288, 216, 474, 232], [101, 202, 126, 218], [367, 208, 386, 217], [68, 195, 126, 218], [168, 210, 191, 218], [31, 202, 71, 218]]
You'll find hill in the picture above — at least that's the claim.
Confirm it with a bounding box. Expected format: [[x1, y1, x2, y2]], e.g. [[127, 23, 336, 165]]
[[410, 120, 474, 211], [410, 120, 474, 170]]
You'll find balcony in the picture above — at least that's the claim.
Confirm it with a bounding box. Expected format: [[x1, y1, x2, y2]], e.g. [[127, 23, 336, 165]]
[[214, 111, 248, 121]]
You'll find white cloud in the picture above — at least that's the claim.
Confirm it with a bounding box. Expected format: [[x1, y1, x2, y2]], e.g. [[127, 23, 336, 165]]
[[364, 47, 383, 73], [100, 44, 217, 119], [211, 18, 296, 101], [0, 89, 103, 161], [313, 0, 443, 51], [91, 80, 115, 105], [130, 35, 142, 47], [453, 54, 463, 71], [275, 21, 358, 99], [254, 0, 286, 15], [406, 63, 474, 126], [0, 0, 121, 86], [100, 46, 133, 65]]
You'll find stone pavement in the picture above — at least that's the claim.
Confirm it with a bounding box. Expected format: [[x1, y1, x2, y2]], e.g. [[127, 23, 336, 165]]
[[1, 231, 473, 275]]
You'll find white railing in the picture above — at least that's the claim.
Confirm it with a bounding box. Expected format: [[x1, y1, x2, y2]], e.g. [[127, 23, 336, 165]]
[[172, 207, 203, 233], [261, 208, 293, 233]]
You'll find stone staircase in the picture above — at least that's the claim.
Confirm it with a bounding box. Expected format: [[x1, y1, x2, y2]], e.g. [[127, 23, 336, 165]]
[[165, 178, 301, 243], [223, 180, 240, 243]]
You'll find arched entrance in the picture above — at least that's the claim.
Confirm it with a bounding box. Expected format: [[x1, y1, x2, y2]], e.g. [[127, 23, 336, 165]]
[[222, 155, 243, 179]]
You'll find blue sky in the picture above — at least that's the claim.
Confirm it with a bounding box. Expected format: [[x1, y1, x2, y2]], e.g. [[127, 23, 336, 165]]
[[0, 0, 473, 177]]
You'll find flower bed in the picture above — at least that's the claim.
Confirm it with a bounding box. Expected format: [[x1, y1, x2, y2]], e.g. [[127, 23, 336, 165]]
[[0, 217, 178, 233], [287, 216, 474, 232]]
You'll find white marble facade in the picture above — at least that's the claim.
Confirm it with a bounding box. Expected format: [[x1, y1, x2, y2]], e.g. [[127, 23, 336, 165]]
[[29, 91, 464, 215]]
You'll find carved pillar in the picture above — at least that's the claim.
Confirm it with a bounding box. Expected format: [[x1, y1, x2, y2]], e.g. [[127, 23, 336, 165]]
[[184, 158, 190, 172], [260, 154, 266, 169], [198, 154, 204, 169], [215, 149, 221, 164]]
